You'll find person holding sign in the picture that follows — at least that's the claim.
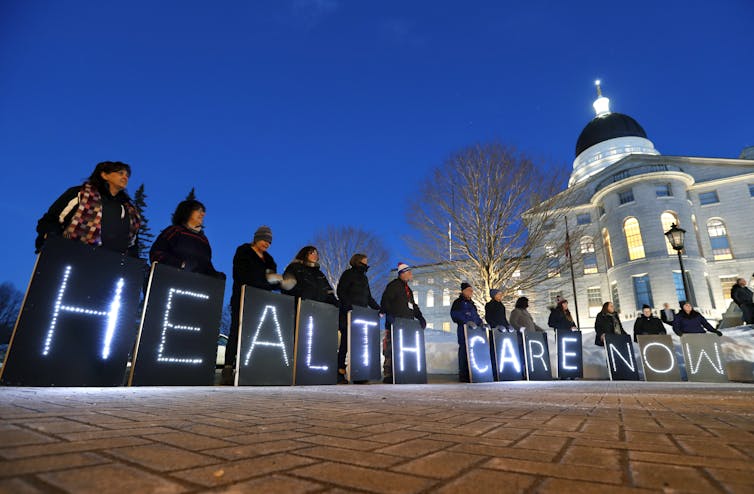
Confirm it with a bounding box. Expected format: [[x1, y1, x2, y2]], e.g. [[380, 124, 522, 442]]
[[282, 246, 338, 306], [224, 226, 293, 384], [35, 161, 140, 257], [451, 283, 484, 383], [672, 301, 722, 336], [731, 278, 754, 324], [336, 254, 382, 384], [594, 301, 624, 346], [380, 263, 426, 383], [509, 297, 545, 333], [548, 299, 577, 333], [484, 289, 511, 330], [632, 304, 666, 342], [150, 199, 225, 279]]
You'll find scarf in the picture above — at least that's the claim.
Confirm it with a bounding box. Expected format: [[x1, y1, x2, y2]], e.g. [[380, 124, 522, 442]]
[[64, 182, 140, 247]]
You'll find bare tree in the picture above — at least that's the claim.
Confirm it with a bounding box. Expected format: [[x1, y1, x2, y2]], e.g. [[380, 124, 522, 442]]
[[407, 142, 585, 309], [0, 282, 24, 344], [311, 226, 391, 296]]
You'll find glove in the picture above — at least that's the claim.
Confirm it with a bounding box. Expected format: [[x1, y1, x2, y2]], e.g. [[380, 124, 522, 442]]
[[266, 273, 284, 284], [712, 329, 722, 337], [417, 315, 427, 330], [279, 275, 297, 291], [466, 321, 477, 329]]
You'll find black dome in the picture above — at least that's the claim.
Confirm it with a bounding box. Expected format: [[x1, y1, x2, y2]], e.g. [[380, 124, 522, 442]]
[[575, 113, 647, 157]]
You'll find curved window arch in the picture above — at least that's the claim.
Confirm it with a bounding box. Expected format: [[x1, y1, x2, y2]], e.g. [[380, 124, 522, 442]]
[[580, 236, 598, 274], [602, 228, 614, 269], [623, 217, 645, 260], [426, 289, 435, 308], [660, 211, 680, 255], [707, 218, 733, 260]]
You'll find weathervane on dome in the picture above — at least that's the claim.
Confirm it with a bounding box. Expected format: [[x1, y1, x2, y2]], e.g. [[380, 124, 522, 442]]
[[592, 79, 611, 117]]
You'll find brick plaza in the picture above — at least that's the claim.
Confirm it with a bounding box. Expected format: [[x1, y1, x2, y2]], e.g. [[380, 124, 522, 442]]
[[1, 381, 753, 493]]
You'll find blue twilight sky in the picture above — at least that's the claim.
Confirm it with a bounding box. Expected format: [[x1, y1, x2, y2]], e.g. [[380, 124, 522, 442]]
[[1, 0, 753, 292]]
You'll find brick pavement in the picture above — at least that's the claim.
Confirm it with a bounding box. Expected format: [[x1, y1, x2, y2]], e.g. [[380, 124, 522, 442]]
[[0, 382, 752, 493]]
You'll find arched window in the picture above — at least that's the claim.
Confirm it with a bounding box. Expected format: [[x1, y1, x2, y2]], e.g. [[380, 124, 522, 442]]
[[707, 219, 733, 260], [660, 211, 680, 255], [442, 288, 450, 306], [545, 243, 559, 277], [580, 236, 598, 274], [602, 228, 614, 268], [426, 289, 435, 308], [623, 217, 645, 260]]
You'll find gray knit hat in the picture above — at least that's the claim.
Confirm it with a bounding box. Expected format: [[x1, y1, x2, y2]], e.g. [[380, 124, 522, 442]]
[[253, 225, 272, 244]]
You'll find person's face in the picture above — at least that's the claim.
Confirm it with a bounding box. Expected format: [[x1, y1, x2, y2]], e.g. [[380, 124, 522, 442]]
[[562, 301, 568, 310], [399, 270, 412, 281], [253, 240, 270, 252], [187, 208, 205, 227], [739, 279, 747, 287], [643, 307, 651, 317], [606, 302, 614, 313], [663, 303, 670, 309], [101, 169, 129, 192], [361, 257, 368, 266], [462, 287, 473, 299], [683, 303, 692, 313], [494, 292, 503, 302], [307, 250, 319, 263]]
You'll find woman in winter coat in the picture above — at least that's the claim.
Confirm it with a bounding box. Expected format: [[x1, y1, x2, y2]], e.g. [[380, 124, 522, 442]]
[[35, 161, 140, 257], [450, 283, 484, 382], [283, 246, 338, 306], [336, 253, 381, 384], [594, 301, 625, 346], [632, 304, 666, 342], [484, 289, 510, 330], [672, 301, 722, 336], [509, 297, 545, 333], [150, 200, 225, 279], [548, 299, 577, 333]]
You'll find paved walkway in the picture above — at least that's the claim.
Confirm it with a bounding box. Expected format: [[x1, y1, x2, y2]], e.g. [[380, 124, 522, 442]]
[[1, 382, 753, 493]]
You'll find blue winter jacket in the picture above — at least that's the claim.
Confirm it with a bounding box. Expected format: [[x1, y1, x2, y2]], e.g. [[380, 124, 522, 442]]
[[450, 296, 483, 333], [671, 311, 715, 336]]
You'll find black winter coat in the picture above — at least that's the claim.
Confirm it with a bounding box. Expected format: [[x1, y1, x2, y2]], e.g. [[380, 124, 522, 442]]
[[484, 300, 510, 328], [337, 265, 380, 330], [150, 225, 224, 278], [283, 260, 338, 306], [732, 285, 754, 307], [548, 309, 575, 332], [632, 315, 666, 342], [672, 311, 716, 336], [380, 278, 425, 328], [231, 244, 278, 311], [594, 311, 624, 346]]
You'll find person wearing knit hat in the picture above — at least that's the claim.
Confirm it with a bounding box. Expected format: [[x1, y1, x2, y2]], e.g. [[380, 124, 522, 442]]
[[450, 282, 483, 383], [379, 262, 426, 383], [633, 304, 666, 342], [485, 289, 510, 330], [223, 225, 294, 385]]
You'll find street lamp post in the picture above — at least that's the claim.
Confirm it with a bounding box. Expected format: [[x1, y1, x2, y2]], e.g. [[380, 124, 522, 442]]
[[665, 223, 690, 303]]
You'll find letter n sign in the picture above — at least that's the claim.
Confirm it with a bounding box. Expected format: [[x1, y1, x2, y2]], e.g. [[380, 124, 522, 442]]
[[348, 306, 381, 382], [391, 317, 427, 384], [294, 299, 338, 385], [523, 331, 551, 380], [604, 333, 640, 380], [464, 325, 494, 383], [237, 286, 295, 386], [129, 263, 225, 386], [681, 334, 728, 383], [0, 238, 145, 386]]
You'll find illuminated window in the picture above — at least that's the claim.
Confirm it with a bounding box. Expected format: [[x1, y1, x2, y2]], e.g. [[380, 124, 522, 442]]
[[587, 287, 602, 317], [656, 184, 673, 197], [442, 322, 451, 332], [426, 322, 434, 329], [545, 243, 559, 278], [442, 288, 450, 306], [576, 213, 591, 225], [611, 282, 621, 313], [426, 289, 434, 308], [618, 189, 634, 205], [623, 217, 645, 260], [632, 275, 654, 310], [699, 191, 719, 205], [602, 228, 614, 268], [660, 212, 680, 255], [427, 277, 434, 284], [580, 236, 598, 274], [707, 219, 733, 260], [672, 272, 696, 305], [720, 276, 737, 303]]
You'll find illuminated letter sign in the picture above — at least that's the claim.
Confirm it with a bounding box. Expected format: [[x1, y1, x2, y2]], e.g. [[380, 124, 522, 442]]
[[294, 299, 338, 385], [237, 286, 295, 386], [493, 331, 524, 381], [681, 334, 728, 383], [129, 263, 225, 386], [604, 333, 640, 380], [557, 330, 583, 379], [0, 238, 144, 386], [637, 335, 681, 381], [464, 325, 493, 382], [347, 306, 381, 382], [392, 317, 427, 384], [522, 331, 551, 380]]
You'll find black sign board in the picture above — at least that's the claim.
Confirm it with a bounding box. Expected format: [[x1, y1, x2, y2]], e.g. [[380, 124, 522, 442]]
[[556, 330, 583, 379], [637, 335, 681, 382], [347, 306, 382, 382], [236, 286, 295, 386], [464, 325, 494, 383], [391, 317, 427, 384], [492, 331, 524, 381], [294, 299, 339, 385], [129, 263, 225, 386], [681, 334, 729, 383], [0, 238, 145, 386], [522, 331, 551, 380], [604, 333, 640, 380]]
